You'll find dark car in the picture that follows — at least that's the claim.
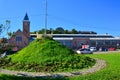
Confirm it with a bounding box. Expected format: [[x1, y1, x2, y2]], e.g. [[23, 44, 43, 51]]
[[99, 47, 108, 51]]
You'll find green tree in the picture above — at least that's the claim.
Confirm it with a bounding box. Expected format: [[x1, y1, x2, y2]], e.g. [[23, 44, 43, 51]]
[[71, 28, 78, 34], [0, 20, 10, 37], [38, 28, 45, 34], [64, 30, 71, 34], [0, 24, 4, 35], [53, 30, 63, 34], [0, 20, 11, 54], [55, 27, 64, 34], [7, 32, 13, 38]]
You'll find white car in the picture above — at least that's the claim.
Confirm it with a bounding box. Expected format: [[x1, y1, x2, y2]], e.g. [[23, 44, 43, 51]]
[[90, 47, 97, 52], [76, 49, 93, 54]]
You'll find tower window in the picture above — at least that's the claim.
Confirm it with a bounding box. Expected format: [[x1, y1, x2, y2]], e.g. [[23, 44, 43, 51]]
[[16, 36, 22, 41]]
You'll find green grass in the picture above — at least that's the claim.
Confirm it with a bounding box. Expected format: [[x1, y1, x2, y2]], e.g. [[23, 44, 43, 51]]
[[0, 37, 95, 72], [68, 52, 120, 80], [1, 52, 120, 80], [8, 38, 76, 64]]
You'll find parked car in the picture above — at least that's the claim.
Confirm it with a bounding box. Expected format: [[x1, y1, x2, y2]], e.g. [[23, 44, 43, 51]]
[[90, 47, 97, 52], [99, 47, 108, 51], [108, 47, 115, 51], [76, 49, 93, 54]]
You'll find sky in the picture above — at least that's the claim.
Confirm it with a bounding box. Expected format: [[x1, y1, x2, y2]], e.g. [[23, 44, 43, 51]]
[[0, 0, 120, 37]]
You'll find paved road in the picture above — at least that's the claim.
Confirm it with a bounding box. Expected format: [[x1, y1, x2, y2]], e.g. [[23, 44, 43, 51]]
[[94, 50, 120, 54]]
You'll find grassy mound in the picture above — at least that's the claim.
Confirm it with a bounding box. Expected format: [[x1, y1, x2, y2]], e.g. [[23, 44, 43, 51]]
[[0, 37, 95, 72]]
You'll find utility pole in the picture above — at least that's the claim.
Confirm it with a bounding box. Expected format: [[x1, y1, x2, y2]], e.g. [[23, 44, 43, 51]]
[[45, 0, 48, 34]]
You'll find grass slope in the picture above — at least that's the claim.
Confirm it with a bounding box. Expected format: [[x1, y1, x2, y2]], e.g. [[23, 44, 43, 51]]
[[9, 38, 76, 63], [1, 37, 95, 72], [1, 52, 120, 80]]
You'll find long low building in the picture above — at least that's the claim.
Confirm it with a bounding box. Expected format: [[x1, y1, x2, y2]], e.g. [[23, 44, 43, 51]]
[[30, 34, 120, 50]]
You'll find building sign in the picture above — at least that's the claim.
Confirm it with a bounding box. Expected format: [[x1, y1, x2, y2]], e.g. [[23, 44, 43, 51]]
[[73, 38, 90, 49], [82, 45, 89, 49]]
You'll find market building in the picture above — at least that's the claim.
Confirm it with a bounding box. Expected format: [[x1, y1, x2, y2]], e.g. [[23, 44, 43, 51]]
[[31, 34, 120, 50]]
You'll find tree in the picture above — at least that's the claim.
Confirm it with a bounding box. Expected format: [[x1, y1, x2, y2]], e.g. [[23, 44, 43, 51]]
[[0, 24, 4, 35], [55, 27, 64, 34], [7, 32, 13, 38], [0, 38, 9, 54], [53, 30, 62, 34], [38, 28, 45, 34], [71, 28, 78, 34], [0, 20, 11, 54], [64, 30, 71, 34], [0, 20, 10, 37]]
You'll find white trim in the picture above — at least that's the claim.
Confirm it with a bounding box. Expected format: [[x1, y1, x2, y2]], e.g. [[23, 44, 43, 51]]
[[53, 38, 73, 40], [30, 34, 112, 37], [90, 38, 120, 40]]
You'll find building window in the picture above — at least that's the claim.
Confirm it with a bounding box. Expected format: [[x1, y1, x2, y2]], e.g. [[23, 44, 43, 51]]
[[16, 36, 22, 41]]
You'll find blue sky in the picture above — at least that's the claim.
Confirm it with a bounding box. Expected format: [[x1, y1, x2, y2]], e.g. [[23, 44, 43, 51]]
[[0, 0, 120, 37]]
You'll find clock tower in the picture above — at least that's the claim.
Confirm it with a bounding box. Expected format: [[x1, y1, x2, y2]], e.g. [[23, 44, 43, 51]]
[[23, 13, 30, 38]]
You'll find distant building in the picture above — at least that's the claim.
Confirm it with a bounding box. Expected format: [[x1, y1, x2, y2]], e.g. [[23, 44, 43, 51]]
[[8, 13, 32, 51], [52, 34, 120, 50], [31, 34, 120, 50], [8, 13, 120, 51]]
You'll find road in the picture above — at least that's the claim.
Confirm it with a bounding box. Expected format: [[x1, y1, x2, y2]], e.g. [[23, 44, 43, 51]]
[[94, 50, 120, 54]]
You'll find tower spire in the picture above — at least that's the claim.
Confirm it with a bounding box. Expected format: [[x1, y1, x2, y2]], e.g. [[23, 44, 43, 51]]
[[23, 13, 30, 38], [23, 13, 29, 21]]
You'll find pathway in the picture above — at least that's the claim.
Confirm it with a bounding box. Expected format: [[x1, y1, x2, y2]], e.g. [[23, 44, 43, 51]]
[[0, 59, 106, 78]]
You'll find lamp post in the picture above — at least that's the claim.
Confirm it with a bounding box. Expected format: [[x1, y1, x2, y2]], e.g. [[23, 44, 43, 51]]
[[44, 0, 48, 35]]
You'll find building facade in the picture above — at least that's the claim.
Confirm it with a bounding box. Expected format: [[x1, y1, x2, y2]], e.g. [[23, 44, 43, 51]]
[[8, 13, 120, 51], [31, 34, 120, 50], [8, 13, 31, 51], [53, 34, 120, 50]]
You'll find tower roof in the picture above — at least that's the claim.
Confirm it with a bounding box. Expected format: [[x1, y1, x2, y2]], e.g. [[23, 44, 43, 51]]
[[23, 13, 29, 21]]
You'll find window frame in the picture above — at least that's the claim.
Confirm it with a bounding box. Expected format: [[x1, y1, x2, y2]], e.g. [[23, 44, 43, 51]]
[[16, 36, 22, 42]]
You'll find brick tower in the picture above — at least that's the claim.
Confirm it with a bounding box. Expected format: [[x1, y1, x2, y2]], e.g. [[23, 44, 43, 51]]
[[23, 13, 30, 38]]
